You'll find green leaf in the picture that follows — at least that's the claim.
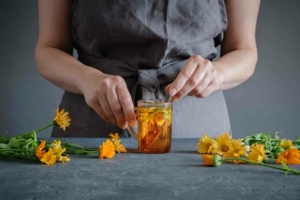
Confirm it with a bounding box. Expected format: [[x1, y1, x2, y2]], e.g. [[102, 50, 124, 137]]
[[8, 138, 20, 149], [252, 133, 262, 140], [0, 132, 8, 142], [0, 143, 10, 149], [274, 131, 281, 140]]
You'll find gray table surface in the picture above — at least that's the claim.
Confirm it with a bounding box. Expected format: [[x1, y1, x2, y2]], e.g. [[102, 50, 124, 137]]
[[0, 138, 299, 200]]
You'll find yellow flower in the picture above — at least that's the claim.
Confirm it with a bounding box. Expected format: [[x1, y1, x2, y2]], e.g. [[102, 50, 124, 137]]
[[109, 132, 120, 141], [99, 139, 115, 159], [211, 132, 232, 155], [114, 140, 127, 153], [60, 156, 70, 163], [53, 108, 71, 131], [223, 139, 248, 164], [50, 140, 67, 161], [109, 133, 127, 153], [40, 149, 57, 165], [201, 154, 222, 167], [247, 144, 267, 163], [197, 134, 216, 154], [280, 139, 295, 150], [35, 140, 46, 159], [276, 148, 300, 165]]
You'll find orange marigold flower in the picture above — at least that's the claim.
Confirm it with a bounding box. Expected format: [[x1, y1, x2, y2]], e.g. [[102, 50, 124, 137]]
[[53, 108, 71, 131], [99, 139, 115, 159], [35, 140, 46, 159], [197, 134, 216, 154], [51, 140, 66, 159], [109, 133, 127, 153], [276, 148, 300, 165], [211, 132, 232, 155], [247, 144, 267, 163], [40, 149, 57, 165], [201, 154, 222, 167]]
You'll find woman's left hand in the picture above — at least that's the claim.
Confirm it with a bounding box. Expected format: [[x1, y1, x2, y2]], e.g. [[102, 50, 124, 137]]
[[165, 55, 221, 101]]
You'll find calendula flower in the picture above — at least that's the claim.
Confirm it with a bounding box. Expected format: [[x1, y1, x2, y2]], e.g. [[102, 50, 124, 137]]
[[223, 139, 248, 164], [280, 139, 295, 150], [109, 133, 127, 153], [99, 139, 115, 159], [276, 148, 300, 165], [35, 140, 46, 159], [40, 149, 57, 165], [247, 144, 267, 163], [53, 108, 71, 131], [109, 133, 120, 141], [211, 132, 232, 155], [60, 156, 70, 163], [51, 140, 66, 157], [49, 140, 69, 163], [201, 154, 222, 167], [197, 134, 216, 154]]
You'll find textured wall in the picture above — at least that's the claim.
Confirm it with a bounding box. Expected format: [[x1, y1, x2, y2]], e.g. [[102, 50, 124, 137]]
[[0, 0, 299, 139]]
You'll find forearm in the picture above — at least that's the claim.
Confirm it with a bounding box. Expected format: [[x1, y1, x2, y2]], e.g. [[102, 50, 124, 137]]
[[35, 46, 102, 95], [213, 48, 258, 91]]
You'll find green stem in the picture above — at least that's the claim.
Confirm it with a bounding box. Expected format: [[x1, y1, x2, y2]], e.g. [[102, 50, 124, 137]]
[[64, 143, 98, 151], [34, 123, 54, 133], [65, 147, 98, 155], [220, 158, 300, 174], [0, 149, 32, 152]]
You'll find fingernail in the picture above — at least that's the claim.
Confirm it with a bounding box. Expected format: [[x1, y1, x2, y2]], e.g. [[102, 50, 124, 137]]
[[169, 88, 177, 96]]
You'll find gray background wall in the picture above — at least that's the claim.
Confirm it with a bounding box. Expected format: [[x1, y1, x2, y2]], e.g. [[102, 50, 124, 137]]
[[0, 0, 299, 139]]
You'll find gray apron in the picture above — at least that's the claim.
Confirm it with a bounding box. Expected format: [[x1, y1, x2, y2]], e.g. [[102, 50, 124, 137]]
[[52, 0, 231, 138]]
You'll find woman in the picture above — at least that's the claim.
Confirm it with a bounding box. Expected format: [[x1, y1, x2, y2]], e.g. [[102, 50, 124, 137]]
[[35, 0, 260, 138]]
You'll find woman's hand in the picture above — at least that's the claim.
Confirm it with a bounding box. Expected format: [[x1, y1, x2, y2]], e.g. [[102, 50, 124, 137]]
[[165, 55, 221, 102], [79, 71, 136, 130]]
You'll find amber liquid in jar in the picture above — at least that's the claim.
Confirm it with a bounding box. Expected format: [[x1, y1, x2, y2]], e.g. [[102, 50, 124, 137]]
[[137, 104, 172, 154]]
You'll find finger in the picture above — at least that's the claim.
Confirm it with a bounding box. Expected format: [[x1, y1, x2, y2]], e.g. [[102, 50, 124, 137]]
[[97, 88, 118, 126], [173, 62, 208, 99], [195, 80, 219, 98], [106, 87, 127, 129], [90, 99, 113, 124], [167, 57, 199, 98], [116, 85, 136, 127], [187, 71, 213, 96]]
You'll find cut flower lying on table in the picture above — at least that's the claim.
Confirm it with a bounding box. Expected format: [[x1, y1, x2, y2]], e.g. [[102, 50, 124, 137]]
[[1, 108, 299, 175], [0, 108, 126, 165], [197, 132, 300, 175]]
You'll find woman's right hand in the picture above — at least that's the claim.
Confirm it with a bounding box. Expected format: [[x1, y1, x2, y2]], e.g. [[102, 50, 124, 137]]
[[79, 70, 136, 130]]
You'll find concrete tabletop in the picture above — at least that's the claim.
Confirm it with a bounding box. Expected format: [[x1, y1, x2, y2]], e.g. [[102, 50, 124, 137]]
[[0, 138, 299, 200]]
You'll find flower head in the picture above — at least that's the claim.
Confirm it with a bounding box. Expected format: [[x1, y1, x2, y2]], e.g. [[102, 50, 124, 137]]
[[40, 149, 57, 165], [51, 140, 66, 156], [35, 140, 46, 159], [99, 139, 115, 159], [109, 133, 120, 141], [53, 108, 71, 131], [280, 139, 295, 150], [223, 139, 248, 164], [211, 132, 232, 155], [197, 134, 216, 154], [201, 154, 222, 167], [247, 144, 267, 163], [276, 148, 300, 165], [109, 133, 127, 153], [60, 156, 70, 163]]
